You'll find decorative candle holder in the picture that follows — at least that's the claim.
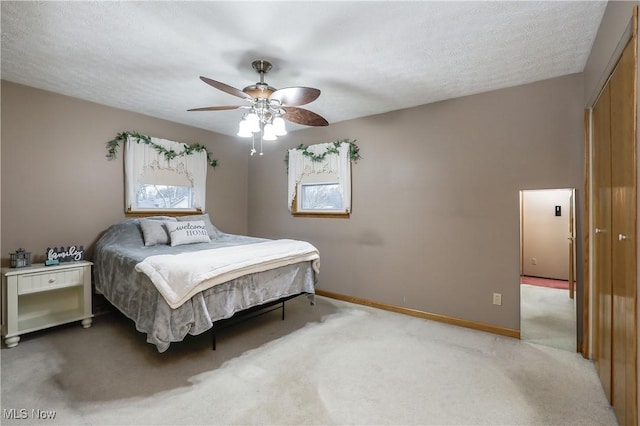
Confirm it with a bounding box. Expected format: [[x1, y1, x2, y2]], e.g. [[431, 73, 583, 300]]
[[10, 248, 31, 268]]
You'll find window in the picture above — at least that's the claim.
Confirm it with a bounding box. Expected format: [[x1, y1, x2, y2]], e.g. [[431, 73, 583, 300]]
[[136, 184, 193, 209], [124, 135, 207, 213], [299, 182, 343, 211], [287, 142, 352, 217]]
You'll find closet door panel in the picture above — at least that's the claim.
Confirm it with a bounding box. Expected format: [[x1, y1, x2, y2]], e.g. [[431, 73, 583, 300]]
[[609, 37, 637, 426], [592, 84, 613, 403]]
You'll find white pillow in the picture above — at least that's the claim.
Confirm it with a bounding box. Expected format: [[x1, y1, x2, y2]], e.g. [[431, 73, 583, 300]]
[[165, 221, 210, 247], [176, 213, 220, 239]]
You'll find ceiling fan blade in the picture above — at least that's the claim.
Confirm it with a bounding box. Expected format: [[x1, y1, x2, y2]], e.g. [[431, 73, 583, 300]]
[[187, 105, 243, 112], [270, 87, 320, 106], [200, 76, 253, 100], [283, 107, 329, 127]]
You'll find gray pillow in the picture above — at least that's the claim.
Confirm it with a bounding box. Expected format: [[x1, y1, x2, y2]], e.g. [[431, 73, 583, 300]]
[[139, 219, 172, 246], [177, 213, 220, 239]]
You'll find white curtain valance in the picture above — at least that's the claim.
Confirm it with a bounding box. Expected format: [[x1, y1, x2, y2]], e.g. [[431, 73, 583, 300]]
[[125, 136, 207, 211], [140, 167, 191, 187], [287, 142, 351, 212]]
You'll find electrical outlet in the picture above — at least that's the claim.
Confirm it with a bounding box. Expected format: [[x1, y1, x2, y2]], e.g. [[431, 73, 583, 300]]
[[493, 293, 502, 306], [531, 258, 537, 265]]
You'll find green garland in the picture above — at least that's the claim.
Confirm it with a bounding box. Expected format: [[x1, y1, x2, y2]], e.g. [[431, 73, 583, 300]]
[[285, 139, 361, 168], [106, 131, 218, 168]]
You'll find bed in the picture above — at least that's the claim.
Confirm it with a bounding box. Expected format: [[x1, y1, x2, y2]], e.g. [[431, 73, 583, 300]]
[[93, 215, 319, 352]]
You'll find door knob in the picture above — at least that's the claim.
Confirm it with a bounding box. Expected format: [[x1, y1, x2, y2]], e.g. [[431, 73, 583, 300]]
[[618, 234, 628, 241], [595, 228, 606, 234]]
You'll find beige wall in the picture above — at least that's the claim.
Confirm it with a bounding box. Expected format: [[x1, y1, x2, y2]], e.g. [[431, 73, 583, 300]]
[[248, 73, 585, 332], [0, 73, 587, 335], [0, 81, 248, 266], [584, 1, 639, 105], [521, 189, 572, 280]]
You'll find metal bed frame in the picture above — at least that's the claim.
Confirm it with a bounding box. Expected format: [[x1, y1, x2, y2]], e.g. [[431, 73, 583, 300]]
[[210, 293, 305, 350]]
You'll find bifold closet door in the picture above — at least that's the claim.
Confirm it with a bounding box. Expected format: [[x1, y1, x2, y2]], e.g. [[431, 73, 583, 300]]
[[592, 83, 612, 403], [609, 37, 637, 426]]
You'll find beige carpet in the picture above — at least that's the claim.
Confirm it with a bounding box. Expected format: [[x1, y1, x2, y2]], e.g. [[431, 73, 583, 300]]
[[1, 296, 616, 425]]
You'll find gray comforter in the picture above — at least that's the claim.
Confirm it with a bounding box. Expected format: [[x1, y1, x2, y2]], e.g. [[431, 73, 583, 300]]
[[93, 219, 316, 352]]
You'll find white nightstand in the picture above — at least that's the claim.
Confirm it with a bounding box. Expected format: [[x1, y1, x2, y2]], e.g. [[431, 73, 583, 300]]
[[1, 260, 93, 348]]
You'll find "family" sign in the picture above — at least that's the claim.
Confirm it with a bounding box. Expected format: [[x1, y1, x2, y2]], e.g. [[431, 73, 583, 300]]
[[46, 245, 85, 263]]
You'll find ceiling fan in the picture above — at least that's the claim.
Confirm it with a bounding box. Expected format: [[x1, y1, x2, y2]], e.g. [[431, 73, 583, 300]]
[[188, 60, 329, 140]]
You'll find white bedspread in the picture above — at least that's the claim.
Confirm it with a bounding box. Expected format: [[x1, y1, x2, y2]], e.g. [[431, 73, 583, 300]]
[[135, 239, 320, 309]]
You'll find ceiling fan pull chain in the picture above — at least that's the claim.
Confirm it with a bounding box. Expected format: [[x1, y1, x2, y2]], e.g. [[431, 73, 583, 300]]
[[250, 134, 257, 156]]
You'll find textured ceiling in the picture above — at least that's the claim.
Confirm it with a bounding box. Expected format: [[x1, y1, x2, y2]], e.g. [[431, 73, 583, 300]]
[[1, 1, 606, 137]]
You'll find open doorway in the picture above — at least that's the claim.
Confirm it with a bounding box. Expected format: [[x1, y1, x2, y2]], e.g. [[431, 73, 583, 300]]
[[519, 188, 576, 352]]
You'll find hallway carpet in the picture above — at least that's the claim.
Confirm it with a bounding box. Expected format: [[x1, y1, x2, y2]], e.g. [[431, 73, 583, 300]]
[[520, 284, 576, 352], [521, 275, 571, 290]]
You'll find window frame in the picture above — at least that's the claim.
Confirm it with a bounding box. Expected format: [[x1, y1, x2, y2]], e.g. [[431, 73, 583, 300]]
[[124, 135, 207, 215], [291, 184, 350, 219], [125, 209, 204, 219], [296, 181, 347, 214], [287, 142, 353, 219]]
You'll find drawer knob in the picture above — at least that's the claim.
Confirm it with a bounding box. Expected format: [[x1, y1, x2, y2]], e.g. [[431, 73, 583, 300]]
[[48, 278, 56, 283]]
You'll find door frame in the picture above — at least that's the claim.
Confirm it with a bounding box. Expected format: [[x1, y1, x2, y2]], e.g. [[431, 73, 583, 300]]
[[520, 188, 576, 284], [519, 188, 578, 349]]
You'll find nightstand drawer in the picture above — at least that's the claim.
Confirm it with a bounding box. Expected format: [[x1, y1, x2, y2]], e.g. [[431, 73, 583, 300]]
[[17, 268, 84, 295]]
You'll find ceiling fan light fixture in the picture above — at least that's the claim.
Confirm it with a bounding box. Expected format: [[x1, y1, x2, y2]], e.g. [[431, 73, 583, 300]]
[[273, 116, 287, 136], [189, 59, 328, 156], [263, 123, 277, 141], [245, 112, 261, 133], [237, 119, 252, 137]]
